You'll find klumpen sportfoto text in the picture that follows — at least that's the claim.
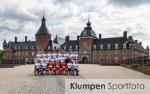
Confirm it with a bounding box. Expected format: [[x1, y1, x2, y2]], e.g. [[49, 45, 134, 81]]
[[70, 82, 145, 91]]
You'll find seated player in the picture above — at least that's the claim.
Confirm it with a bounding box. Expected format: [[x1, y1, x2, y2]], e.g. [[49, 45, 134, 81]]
[[56, 59, 60, 75], [48, 60, 54, 75], [52, 67, 56, 75], [61, 61, 67, 75]]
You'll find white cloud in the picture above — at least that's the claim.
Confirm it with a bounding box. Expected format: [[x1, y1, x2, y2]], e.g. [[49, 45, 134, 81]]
[[0, 0, 150, 50]]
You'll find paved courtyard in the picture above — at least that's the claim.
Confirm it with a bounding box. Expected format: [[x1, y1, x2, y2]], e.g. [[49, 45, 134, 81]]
[[0, 64, 150, 94]]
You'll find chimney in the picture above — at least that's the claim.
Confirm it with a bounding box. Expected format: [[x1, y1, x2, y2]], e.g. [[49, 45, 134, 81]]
[[65, 36, 69, 41], [99, 34, 101, 39], [77, 36, 79, 41], [128, 36, 133, 39], [15, 36, 17, 43], [25, 36, 27, 42], [135, 40, 138, 43], [123, 31, 127, 38], [139, 42, 142, 46]]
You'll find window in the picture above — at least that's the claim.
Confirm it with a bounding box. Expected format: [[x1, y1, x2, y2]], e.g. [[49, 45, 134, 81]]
[[32, 46, 34, 49], [76, 45, 78, 50], [54, 46, 57, 50], [123, 43, 126, 49], [107, 50, 111, 54], [107, 57, 111, 62], [115, 57, 118, 62], [93, 57, 96, 61], [123, 56, 127, 60], [64, 46, 66, 50], [115, 50, 118, 54], [100, 57, 103, 62], [108, 44, 111, 49], [32, 52, 34, 56], [100, 51, 102, 54], [18, 52, 20, 56], [93, 51, 96, 55], [26, 46, 29, 50], [22, 52, 24, 56], [70, 46, 72, 50], [15, 46, 18, 50], [26, 52, 28, 56], [100, 44, 103, 50], [48, 46, 50, 50], [115, 43, 118, 49], [93, 45, 96, 49], [123, 49, 127, 54]]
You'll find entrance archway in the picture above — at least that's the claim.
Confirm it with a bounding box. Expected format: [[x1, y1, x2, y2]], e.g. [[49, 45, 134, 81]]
[[82, 56, 88, 63]]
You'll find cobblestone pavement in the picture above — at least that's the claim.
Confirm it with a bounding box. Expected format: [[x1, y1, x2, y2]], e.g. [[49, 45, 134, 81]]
[[0, 64, 150, 94], [18, 75, 82, 94]]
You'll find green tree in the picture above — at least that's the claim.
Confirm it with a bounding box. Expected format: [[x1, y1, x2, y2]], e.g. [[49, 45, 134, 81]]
[[0, 50, 3, 60]]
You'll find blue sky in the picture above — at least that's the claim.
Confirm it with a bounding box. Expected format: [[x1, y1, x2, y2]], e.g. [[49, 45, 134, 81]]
[[0, 0, 150, 50]]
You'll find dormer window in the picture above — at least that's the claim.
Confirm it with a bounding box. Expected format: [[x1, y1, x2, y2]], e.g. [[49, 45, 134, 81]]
[[100, 44, 103, 50], [108, 44, 111, 49], [26, 46, 29, 50], [115, 43, 118, 49], [64, 46, 66, 50], [70, 46, 72, 50], [93, 45, 96, 50], [76, 45, 78, 50], [54, 46, 57, 50], [18, 46, 20, 50], [15, 46, 17, 50], [32, 46, 34, 49], [123, 43, 126, 49], [48, 46, 50, 50]]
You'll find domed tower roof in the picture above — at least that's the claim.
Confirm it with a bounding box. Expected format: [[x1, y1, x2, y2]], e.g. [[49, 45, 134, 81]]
[[35, 15, 51, 35], [80, 16, 97, 38]]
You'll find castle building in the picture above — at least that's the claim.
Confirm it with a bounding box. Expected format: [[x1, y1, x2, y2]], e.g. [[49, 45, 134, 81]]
[[2, 15, 149, 64]]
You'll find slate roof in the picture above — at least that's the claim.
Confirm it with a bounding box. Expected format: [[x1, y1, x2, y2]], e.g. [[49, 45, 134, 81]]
[[92, 37, 129, 50], [45, 40, 53, 51], [8, 41, 37, 52], [60, 36, 147, 53], [35, 16, 51, 35], [60, 40, 79, 51], [80, 21, 97, 38]]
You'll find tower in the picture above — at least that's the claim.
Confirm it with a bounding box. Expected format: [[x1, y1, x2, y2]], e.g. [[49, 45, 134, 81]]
[[79, 16, 97, 63], [35, 14, 51, 53], [146, 46, 149, 56]]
